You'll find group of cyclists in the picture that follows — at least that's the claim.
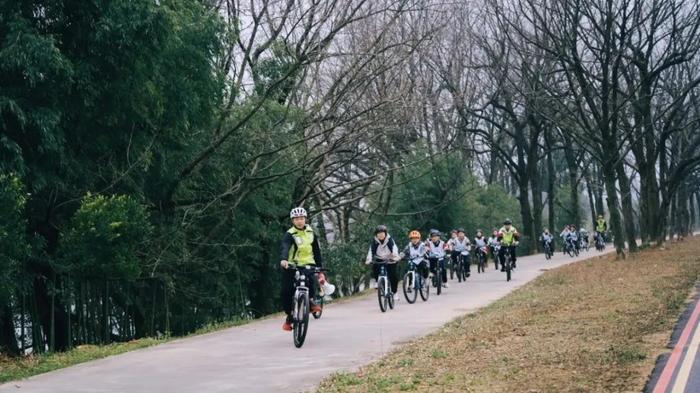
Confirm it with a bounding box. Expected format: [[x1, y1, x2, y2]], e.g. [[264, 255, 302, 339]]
[[278, 206, 608, 345], [538, 214, 609, 258]]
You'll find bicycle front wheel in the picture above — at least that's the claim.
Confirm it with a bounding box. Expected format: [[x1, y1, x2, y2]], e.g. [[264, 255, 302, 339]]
[[403, 271, 417, 304], [377, 277, 388, 312], [419, 275, 430, 301], [293, 293, 309, 348]]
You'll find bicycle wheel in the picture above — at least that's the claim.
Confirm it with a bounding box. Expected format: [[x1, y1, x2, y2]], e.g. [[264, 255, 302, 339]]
[[419, 275, 430, 301], [403, 271, 417, 304], [544, 246, 551, 260], [506, 265, 512, 281], [567, 245, 574, 257], [436, 268, 442, 296], [377, 277, 388, 312], [312, 296, 323, 320], [388, 285, 395, 310], [449, 258, 455, 280], [293, 292, 309, 348]]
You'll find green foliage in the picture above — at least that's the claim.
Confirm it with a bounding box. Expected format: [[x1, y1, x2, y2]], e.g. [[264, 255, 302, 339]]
[[554, 184, 583, 231], [373, 147, 521, 240], [0, 173, 27, 301], [58, 194, 151, 280], [324, 238, 370, 296]]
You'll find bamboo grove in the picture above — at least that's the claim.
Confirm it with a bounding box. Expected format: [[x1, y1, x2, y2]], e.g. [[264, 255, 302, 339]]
[[1, 0, 699, 357]]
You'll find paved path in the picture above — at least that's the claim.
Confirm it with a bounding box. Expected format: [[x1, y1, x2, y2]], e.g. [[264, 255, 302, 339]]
[[0, 247, 615, 393], [647, 284, 700, 393]]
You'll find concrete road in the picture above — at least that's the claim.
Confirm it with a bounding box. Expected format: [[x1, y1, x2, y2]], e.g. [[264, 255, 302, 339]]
[[0, 246, 614, 393]]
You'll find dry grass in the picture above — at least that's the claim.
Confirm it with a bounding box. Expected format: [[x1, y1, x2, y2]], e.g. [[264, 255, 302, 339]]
[[318, 237, 700, 393]]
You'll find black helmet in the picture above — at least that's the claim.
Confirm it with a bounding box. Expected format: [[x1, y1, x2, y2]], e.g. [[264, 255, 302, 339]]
[[504, 218, 512, 225], [457, 228, 465, 233], [375, 224, 388, 234], [429, 229, 440, 237]]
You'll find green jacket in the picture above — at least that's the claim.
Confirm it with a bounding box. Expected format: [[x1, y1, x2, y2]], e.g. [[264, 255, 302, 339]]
[[279, 225, 323, 266]]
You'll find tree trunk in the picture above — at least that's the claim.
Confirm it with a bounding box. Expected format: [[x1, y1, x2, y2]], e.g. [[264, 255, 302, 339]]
[[517, 177, 536, 253], [601, 163, 626, 257], [585, 169, 597, 227], [616, 162, 638, 252], [530, 167, 544, 251], [546, 139, 556, 232], [0, 303, 20, 356]]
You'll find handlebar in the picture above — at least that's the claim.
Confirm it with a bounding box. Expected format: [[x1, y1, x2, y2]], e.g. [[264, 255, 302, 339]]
[[287, 263, 329, 273]]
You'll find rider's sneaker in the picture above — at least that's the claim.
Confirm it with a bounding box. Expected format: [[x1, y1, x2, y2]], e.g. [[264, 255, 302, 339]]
[[466, 272, 471, 277], [442, 282, 449, 288], [406, 287, 412, 293], [310, 302, 322, 314], [282, 316, 293, 331], [500, 266, 505, 272], [393, 294, 400, 302]]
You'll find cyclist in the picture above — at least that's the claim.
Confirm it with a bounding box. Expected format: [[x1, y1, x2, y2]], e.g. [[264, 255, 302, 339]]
[[497, 219, 520, 270], [540, 228, 554, 253], [279, 207, 324, 331], [488, 229, 501, 270], [570, 225, 580, 252], [579, 227, 589, 249], [473, 229, 489, 270], [365, 225, 401, 301], [401, 230, 429, 285], [448, 228, 471, 278], [560, 225, 576, 254], [594, 215, 607, 243], [426, 229, 449, 288]]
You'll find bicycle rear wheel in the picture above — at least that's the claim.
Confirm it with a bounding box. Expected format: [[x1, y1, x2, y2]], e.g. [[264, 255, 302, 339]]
[[436, 268, 442, 296], [377, 277, 388, 312], [403, 271, 417, 304], [293, 293, 309, 348]]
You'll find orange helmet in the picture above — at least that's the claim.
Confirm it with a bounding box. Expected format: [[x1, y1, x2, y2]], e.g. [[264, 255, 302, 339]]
[[408, 230, 421, 239]]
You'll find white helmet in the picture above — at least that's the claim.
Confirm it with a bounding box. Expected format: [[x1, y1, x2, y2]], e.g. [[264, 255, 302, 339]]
[[290, 207, 307, 218]]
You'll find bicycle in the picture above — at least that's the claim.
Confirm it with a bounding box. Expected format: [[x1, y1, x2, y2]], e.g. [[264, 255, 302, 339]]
[[475, 247, 487, 274], [595, 233, 605, 251], [453, 251, 468, 281], [402, 258, 429, 303], [492, 244, 501, 270], [373, 259, 395, 312], [288, 264, 328, 348], [501, 245, 515, 282], [543, 241, 553, 260], [564, 238, 577, 257], [429, 257, 446, 295]]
